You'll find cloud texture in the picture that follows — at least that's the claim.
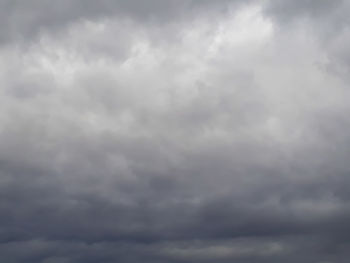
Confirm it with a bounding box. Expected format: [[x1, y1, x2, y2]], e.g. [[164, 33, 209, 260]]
[[1, 0, 350, 262]]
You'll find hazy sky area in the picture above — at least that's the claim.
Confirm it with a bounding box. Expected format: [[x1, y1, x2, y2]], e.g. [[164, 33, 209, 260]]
[[1, 0, 350, 262]]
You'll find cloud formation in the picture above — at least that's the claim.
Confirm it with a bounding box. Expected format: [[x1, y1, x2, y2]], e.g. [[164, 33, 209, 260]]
[[1, 0, 350, 262]]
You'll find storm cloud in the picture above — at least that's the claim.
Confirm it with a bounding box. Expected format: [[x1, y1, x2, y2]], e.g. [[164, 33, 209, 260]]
[[1, 0, 350, 262]]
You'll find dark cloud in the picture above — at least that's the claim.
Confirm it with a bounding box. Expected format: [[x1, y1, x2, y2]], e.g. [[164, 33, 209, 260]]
[[1, 0, 350, 262]]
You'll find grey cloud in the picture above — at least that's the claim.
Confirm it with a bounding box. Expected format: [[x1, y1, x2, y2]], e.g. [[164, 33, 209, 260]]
[[263, 0, 350, 77], [263, 0, 344, 22], [0, 0, 253, 44], [1, 0, 350, 262]]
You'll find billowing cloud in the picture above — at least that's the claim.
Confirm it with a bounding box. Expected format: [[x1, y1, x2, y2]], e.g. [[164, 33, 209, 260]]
[[1, 0, 350, 262]]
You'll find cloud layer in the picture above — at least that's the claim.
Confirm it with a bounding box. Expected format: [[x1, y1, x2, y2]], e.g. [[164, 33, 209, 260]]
[[1, 0, 350, 262]]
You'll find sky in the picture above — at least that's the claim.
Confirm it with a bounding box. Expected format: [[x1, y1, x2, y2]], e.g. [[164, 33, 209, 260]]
[[1, 0, 350, 262]]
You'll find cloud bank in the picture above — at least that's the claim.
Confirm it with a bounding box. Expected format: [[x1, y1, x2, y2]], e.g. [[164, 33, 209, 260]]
[[1, 0, 350, 262]]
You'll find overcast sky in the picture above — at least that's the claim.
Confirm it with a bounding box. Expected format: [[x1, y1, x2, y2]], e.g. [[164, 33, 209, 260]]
[[1, 0, 350, 262]]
